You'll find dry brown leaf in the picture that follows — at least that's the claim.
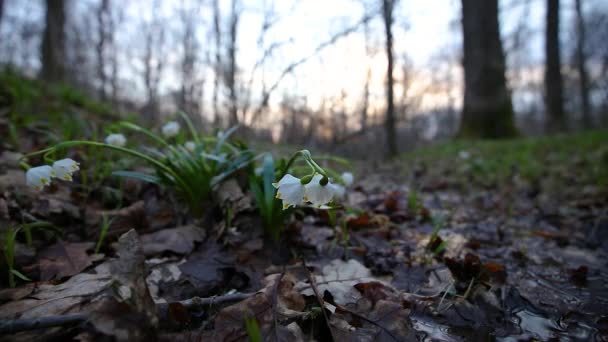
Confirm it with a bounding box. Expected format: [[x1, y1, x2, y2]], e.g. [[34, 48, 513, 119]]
[[140, 225, 205, 256], [38, 241, 96, 281]]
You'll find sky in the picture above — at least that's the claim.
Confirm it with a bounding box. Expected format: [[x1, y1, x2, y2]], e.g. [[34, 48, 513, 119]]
[[1, 0, 593, 127]]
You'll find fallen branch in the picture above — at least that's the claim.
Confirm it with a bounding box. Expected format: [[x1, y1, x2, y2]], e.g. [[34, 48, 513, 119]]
[[0, 313, 86, 334], [301, 260, 337, 341], [0, 292, 256, 334]]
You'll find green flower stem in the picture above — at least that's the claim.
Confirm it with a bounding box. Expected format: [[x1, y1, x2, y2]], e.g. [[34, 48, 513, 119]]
[[21, 141, 192, 199], [117, 121, 170, 147], [177, 111, 201, 145]]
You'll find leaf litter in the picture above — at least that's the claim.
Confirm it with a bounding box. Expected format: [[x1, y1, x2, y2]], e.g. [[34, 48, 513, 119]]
[[1, 142, 607, 341]]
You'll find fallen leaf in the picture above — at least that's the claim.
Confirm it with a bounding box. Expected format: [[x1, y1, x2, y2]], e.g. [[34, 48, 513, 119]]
[[296, 259, 381, 306], [0, 271, 112, 320], [205, 273, 305, 341], [140, 225, 205, 256], [331, 299, 415, 342], [38, 241, 96, 281]]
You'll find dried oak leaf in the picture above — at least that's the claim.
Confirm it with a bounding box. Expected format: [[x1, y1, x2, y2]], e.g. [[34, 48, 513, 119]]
[[203, 273, 305, 342], [330, 299, 416, 342], [296, 259, 382, 306], [140, 225, 206, 256], [38, 241, 98, 281]]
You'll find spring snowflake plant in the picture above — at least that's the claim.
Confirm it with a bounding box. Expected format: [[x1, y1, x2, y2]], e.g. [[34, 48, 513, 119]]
[[21, 111, 255, 217], [250, 149, 353, 240]]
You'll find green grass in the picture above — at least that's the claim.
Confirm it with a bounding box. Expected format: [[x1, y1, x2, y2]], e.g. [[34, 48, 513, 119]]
[[402, 129, 608, 189]]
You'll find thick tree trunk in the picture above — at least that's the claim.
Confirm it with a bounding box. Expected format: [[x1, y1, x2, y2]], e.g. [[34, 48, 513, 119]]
[[382, 0, 397, 156], [96, 0, 109, 101], [458, 0, 517, 138], [0, 0, 4, 28], [545, 0, 565, 132], [226, 0, 239, 127], [41, 0, 66, 83], [212, 0, 222, 127], [575, 0, 591, 128]]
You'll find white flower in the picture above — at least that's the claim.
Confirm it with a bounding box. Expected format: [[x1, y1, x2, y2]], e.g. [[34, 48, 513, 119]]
[[304, 174, 335, 208], [273, 174, 305, 209], [52, 158, 80, 181], [26, 165, 55, 191], [332, 184, 346, 199], [162, 121, 180, 138], [105, 133, 126, 147], [185, 141, 196, 152], [341, 172, 354, 186], [459, 150, 470, 160]]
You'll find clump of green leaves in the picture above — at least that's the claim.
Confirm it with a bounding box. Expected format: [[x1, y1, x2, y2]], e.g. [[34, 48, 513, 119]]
[[22, 112, 255, 217], [249, 154, 290, 241]]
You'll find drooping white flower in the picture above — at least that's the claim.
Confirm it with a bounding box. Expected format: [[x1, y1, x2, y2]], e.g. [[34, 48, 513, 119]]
[[459, 150, 470, 160], [341, 172, 354, 186], [52, 158, 80, 181], [273, 174, 305, 209], [26, 165, 55, 191], [184, 141, 196, 152], [105, 133, 126, 147], [304, 174, 335, 208], [332, 184, 346, 199], [162, 121, 180, 138]]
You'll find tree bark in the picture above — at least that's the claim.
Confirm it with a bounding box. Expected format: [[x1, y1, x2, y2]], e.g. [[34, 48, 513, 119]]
[[575, 0, 591, 128], [545, 0, 565, 132], [212, 0, 222, 127], [458, 0, 517, 138], [96, 0, 109, 101], [382, 0, 397, 156], [0, 0, 5, 28], [41, 0, 66, 83], [226, 0, 239, 126]]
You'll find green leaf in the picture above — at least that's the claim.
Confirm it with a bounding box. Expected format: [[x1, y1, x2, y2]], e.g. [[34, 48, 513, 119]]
[[112, 170, 161, 184], [245, 317, 263, 342], [213, 125, 240, 154], [11, 269, 31, 281], [262, 153, 276, 211]]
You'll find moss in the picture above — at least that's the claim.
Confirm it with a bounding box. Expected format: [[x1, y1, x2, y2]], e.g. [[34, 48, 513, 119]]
[[402, 129, 608, 188]]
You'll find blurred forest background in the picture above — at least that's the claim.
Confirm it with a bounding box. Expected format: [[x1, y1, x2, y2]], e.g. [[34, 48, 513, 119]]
[[1, 0, 607, 157]]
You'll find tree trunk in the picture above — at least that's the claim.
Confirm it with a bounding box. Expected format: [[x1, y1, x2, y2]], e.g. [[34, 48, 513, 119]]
[[41, 0, 66, 83], [0, 0, 5, 28], [545, 0, 565, 132], [226, 0, 239, 127], [96, 0, 109, 101], [458, 0, 517, 138], [382, 0, 397, 156], [575, 0, 591, 128], [212, 0, 222, 127]]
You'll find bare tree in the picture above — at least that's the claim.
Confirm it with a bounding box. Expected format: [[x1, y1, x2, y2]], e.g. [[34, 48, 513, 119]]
[[212, 0, 222, 127], [0, 0, 4, 28], [225, 0, 240, 126], [382, 0, 397, 156], [545, 0, 565, 132], [96, 0, 110, 101], [458, 0, 516, 138], [41, 0, 66, 82], [176, 0, 204, 127], [140, 6, 165, 122], [574, 0, 591, 127]]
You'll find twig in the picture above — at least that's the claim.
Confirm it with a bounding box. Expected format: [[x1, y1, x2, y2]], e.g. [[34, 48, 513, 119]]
[[301, 260, 337, 342], [157, 291, 255, 310], [0, 292, 256, 334], [270, 271, 286, 340], [0, 313, 86, 334]]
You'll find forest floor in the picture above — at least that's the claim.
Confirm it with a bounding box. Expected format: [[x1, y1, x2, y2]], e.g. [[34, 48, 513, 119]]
[[0, 72, 607, 341]]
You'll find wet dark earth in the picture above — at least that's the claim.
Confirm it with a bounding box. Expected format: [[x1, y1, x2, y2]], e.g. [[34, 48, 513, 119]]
[[1, 155, 607, 342]]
